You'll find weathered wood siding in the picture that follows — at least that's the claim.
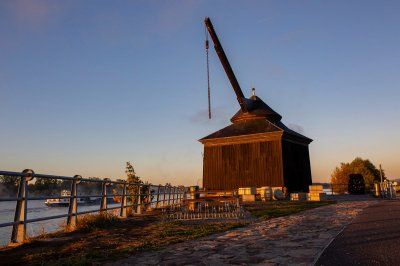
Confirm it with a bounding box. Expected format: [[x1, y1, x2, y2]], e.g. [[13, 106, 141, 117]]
[[203, 140, 284, 190], [281, 140, 312, 192]]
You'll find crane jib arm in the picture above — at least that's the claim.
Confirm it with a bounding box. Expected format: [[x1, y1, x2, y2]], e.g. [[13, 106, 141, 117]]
[[204, 17, 248, 113]]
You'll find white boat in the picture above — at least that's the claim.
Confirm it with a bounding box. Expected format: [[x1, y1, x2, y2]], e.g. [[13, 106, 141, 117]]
[[45, 190, 91, 207]]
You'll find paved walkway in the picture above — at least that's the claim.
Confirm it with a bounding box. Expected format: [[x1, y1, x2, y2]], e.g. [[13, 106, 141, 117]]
[[316, 200, 400, 266], [111, 199, 376, 265]]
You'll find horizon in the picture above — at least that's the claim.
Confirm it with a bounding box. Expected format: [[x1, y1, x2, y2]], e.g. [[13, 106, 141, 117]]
[[1, 0, 399, 186]]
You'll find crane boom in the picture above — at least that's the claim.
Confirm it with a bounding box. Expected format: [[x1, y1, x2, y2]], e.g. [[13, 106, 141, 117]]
[[204, 17, 248, 113]]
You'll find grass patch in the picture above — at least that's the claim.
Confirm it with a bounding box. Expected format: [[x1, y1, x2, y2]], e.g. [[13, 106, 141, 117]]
[[75, 213, 120, 232], [158, 221, 244, 239], [244, 200, 336, 219]]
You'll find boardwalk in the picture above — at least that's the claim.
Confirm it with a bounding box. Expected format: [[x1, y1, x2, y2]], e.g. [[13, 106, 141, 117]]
[[110, 198, 376, 265], [317, 200, 400, 266]]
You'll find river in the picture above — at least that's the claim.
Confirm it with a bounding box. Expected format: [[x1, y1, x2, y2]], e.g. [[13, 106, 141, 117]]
[[0, 200, 121, 246]]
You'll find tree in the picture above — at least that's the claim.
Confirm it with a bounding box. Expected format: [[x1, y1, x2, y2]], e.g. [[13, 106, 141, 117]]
[[33, 178, 60, 195], [331, 157, 384, 193], [125, 162, 143, 207], [0, 175, 19, 196]]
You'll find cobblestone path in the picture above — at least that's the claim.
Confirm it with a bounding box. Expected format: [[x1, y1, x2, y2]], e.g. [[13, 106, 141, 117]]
[[111, 200, 377, 265]]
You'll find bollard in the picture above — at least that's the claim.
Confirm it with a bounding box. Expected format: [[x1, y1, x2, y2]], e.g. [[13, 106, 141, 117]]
[[100, 178, 111, 213], [67, 175, 82, 229], [119, 182, 128, 218], [136, 185, 142, 214], [11, 169, 35, 243], [155, 185, 161, 209]]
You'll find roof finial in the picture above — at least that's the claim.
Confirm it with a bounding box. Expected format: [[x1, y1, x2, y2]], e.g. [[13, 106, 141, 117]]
[[252, 87, 256, 96]]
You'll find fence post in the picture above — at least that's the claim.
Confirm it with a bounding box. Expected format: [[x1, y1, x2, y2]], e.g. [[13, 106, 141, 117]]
[[177, 187, 180, 204], [179, 187, 183, 204], [11, 169, 35, 243], [100, 178, 111, 213], [155, 185, 161, 209], [120, 181, 127, 218], [172, 187, 179, 205], [171, 187, 174, 206], [162, 185, 167, 207], [168, 186, 172, 207], [167, 185, 171, 206], [67, 175, 82, 229], [147, 185, 151, 211], [183, 187, 187, 205], [136, 185, 142, 214]]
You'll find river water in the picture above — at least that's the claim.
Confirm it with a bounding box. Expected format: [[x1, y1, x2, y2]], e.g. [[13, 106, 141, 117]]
[[0, 200, 120, 246]]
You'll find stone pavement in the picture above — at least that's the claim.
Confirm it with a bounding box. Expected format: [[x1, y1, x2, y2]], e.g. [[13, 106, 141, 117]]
[[110, 198, 377, 265], [316, 200, 400, 266]]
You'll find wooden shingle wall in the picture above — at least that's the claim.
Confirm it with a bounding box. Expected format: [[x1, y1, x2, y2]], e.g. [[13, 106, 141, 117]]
[[203, 140, 284, 190]]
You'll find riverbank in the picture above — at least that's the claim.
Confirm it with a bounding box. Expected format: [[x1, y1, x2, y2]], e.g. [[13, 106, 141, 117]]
[[0, 201, 334, 265]]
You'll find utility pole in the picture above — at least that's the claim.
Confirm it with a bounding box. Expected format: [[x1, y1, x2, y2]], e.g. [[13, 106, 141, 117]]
[[379, 164, 384, 183]]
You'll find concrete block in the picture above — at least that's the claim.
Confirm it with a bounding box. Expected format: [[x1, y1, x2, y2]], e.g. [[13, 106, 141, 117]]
[[242, 194, 256, 202], [290, 193, 307, 201], [238, 187, 256, 195], [257, 186, 272, 201], [309, 185, 323, 193], [307, 192, 327, 201]]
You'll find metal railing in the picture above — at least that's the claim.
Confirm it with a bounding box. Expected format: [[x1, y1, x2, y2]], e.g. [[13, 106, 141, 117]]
[[329, 183, 375, 195], [0, 169, 187, 244], [163, 186, 247, 220]]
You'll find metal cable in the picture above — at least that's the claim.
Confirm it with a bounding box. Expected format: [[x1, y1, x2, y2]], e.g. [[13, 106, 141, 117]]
[[205, 25, 211, 119]]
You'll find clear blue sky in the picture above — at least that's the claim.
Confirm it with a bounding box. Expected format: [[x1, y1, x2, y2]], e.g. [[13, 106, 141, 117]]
[[0, 0, 399, 185]]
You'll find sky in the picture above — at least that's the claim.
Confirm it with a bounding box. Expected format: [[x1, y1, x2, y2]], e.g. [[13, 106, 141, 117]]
[[0, 0, 399, 186]]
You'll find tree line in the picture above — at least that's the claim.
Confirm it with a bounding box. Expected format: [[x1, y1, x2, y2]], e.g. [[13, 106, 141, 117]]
[[0, 175, 114, 197], [0, 162, 142, 197]]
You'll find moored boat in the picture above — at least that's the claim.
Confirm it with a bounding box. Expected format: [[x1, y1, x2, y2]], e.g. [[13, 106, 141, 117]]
[[44, 190, 95, 207]]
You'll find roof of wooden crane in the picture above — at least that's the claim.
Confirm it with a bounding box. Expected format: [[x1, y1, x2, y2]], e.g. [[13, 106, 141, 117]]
[[199, 89, 312, 144], [230, 92, 282, 123]]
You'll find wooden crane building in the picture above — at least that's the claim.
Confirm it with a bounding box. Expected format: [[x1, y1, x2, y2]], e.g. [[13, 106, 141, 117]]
[[200, 18, 313, 192]]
